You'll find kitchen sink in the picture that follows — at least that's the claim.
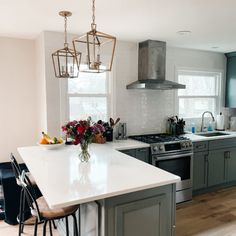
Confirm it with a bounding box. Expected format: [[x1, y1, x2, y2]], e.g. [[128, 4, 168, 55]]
[[196, 132, 230, 137]]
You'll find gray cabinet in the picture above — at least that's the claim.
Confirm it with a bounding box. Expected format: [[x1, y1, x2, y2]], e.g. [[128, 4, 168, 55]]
[[193, 152, 208, 191], [193, 141, 208, 191], [120, 149, 136, 158], [208, 150, 227, 187], [226, 148, 236, 182], [193, 138, 236, 193], [115, 194, 168, 236], [119, 148, 150, 163], [105, 184, 176, 236]]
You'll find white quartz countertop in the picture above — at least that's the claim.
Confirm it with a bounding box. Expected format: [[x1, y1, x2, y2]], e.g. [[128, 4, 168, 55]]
[[106, 139, 150, 150], [18, 140, 180, 209]]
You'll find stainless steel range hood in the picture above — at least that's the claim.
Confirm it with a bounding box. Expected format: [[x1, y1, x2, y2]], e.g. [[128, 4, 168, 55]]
[[126, 40, 186, 90]]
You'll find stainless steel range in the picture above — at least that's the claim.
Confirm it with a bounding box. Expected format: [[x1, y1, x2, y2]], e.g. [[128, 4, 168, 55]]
[[129, 134, 193, 203]]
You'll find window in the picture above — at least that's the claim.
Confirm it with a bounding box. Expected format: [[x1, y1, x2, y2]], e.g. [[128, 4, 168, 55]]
[[62, 65, 111, 122], [177, 70, 222, 119]]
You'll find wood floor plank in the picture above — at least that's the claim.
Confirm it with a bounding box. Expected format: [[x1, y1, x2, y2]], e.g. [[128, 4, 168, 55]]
[[0, 220, 59, 236], [176, 186, 236, 236]]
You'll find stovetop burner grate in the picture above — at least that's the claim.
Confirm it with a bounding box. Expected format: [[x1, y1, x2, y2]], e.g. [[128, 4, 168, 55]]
[[129, 133, 189, 144]]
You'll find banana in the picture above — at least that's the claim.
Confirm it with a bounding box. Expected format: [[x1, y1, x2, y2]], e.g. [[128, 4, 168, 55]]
[[42, 132, 53, 143]]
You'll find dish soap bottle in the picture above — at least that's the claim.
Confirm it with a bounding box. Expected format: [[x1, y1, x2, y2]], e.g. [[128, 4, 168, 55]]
[[208, 121, 213, 131], [191, 123, 196, 133]]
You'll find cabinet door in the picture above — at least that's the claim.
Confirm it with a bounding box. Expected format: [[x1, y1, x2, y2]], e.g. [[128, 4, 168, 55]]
[[227, 149, 236, 182], [135, 148, 150, 163], [115, 194, 169, 236], [225, 54, 236, 107], [193, 152, 208, 191], [208, 150, 226, 187]]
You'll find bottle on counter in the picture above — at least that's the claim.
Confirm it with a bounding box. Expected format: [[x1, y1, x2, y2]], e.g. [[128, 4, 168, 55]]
[[207, 121, 214, 131], [216, 112, 225, 131], [191, 123, 196, 133]]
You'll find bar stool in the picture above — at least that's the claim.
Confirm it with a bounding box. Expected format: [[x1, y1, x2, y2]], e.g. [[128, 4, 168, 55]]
[[20, 170, 80, 236], [10, 153, 43, 235]]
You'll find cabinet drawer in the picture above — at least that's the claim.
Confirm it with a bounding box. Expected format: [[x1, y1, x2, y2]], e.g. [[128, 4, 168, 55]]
[[209, 138, 236, 150], [136, 148, 150, 163], [136, 148, 149, 157], [193, 141, 208, 152], [120, 149, 136, 157]]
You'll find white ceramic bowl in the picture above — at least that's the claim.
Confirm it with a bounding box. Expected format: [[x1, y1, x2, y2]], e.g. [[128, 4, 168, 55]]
[[37, 141, 65, 150]]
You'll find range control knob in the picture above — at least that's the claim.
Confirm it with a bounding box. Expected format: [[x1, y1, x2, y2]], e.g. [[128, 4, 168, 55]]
[[159, 146, 164, 151], [182, 143, 186, 148], [153, 146, 158, 152]]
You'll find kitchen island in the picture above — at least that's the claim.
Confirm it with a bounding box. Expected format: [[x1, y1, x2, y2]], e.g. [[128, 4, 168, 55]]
[[18, 139, 180, 236]]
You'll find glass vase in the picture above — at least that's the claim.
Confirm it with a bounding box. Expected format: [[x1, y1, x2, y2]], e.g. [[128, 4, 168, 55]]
[[79, 141, 90, 162]]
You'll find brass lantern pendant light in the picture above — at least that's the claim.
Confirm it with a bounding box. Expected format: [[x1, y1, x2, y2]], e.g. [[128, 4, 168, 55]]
[[73, 0, 116, 73], [52, 11, 81, 78]]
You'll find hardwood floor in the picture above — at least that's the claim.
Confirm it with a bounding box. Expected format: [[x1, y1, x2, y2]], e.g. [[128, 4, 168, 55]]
[[0, 220, 59, 236], [176, 186, 236, 236]]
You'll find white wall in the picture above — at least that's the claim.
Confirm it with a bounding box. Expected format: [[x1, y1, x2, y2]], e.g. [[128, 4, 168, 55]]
[[35, 33, 47, 139], [0, 37, 37, 162], [115, 43, 226, 135]]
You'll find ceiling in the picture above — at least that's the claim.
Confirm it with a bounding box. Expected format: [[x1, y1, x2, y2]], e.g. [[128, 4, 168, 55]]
[[1, 0, 236, 53]]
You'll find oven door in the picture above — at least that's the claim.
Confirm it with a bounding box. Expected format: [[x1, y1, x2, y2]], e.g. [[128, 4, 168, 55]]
[[152, 152, 193, 191]]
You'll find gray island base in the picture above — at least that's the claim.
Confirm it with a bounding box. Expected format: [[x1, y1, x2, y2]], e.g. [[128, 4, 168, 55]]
[[58, 184, 176, 236]]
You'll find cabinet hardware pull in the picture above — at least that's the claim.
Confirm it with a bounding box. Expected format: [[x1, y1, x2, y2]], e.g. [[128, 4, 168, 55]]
[[204, 155, 208, 185]]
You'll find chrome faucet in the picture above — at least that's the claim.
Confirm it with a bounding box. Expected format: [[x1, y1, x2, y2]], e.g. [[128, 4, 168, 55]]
[[201, 111, 215, 132]]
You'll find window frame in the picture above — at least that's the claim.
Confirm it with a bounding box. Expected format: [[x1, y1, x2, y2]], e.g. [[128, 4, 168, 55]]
[[176, 68, 223, 119], [60, 69, 113, 125]]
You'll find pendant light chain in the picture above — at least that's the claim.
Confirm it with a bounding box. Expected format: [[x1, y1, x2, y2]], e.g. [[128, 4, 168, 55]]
[[64, 14, 68, 47], [92, 0, 96, 30], [52, 11, 81, 78]]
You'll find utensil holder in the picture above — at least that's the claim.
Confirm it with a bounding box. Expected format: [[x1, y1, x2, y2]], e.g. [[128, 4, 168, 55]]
[[105, 128, 113, 142]]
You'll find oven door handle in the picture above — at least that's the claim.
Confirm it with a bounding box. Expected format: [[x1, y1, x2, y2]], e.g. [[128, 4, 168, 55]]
[[154, 152, 192, 161]]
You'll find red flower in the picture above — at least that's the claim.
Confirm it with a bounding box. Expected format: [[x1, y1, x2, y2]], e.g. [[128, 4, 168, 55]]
[[77, 125, 85, 134], [62, 126, 67, 132]]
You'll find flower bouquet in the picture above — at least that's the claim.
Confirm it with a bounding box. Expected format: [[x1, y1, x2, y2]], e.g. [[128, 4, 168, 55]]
[[62, 118, 105, 162]]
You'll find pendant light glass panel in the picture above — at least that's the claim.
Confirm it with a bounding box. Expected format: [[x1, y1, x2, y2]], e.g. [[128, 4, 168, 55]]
[[73, 29, 116, 73], [52, 48, 81, 78]]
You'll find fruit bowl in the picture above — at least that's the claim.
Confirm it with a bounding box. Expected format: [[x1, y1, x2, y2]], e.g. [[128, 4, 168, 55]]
[[37, 141, 65, 150]]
